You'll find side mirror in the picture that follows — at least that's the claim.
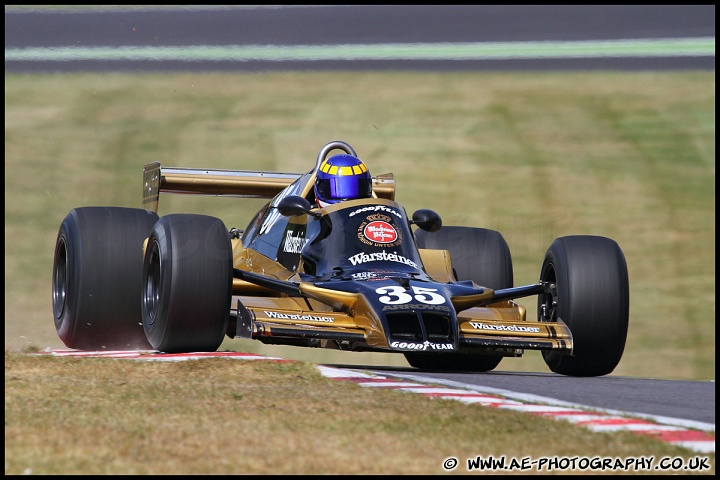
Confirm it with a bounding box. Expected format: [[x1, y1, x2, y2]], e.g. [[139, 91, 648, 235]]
[[277, 195, 320, 218], [410, 209, 442, 232]]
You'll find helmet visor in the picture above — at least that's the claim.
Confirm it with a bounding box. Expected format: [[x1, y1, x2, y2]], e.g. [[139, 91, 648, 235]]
[[316, 175, 373, 202]]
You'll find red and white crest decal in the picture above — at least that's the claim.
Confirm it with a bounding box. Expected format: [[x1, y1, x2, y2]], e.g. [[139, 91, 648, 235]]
[[364, 221, 398, 244], [357, 213, 403, 248]]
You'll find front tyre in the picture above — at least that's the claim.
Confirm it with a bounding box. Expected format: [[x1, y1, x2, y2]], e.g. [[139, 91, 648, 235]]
[[52, 207, 159, 350], [539, 236, 629, 377], [142, 214, 233, 353]]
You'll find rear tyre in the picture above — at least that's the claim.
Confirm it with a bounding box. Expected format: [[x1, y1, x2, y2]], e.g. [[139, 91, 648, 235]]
[[415, 226, 513, 289], [539, 236, 629, 377], [52, 207, 159, 350], [142, 214, 233, 353], [409, 226, 512, 372]]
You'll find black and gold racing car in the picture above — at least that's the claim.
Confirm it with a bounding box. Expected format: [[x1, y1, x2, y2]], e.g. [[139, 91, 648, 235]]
[[52, 140, 629, 376]]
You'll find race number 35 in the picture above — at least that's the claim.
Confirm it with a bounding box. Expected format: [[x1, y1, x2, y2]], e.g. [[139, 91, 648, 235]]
[[375, 285, 446, 305]]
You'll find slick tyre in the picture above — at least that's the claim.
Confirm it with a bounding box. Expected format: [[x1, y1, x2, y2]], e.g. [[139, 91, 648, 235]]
[[142, 214, 232, 353], [403, 352, 502, 372], [52, 207, 159, 350], [410, 226, 512, 372], [539, 236, 629, 377], [414, 226, 513, 289]]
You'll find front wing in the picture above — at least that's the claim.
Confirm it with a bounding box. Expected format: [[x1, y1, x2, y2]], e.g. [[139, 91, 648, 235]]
[[228, 292, 573, 357]]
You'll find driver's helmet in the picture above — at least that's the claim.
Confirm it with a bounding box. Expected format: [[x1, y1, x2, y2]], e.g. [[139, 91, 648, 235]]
[[314, 154, 373, 207]]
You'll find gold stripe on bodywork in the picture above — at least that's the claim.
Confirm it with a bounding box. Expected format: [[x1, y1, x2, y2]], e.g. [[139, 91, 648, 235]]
[[451, 290, 497, 312], [418, 248, 455, 283], [459, 335, 573, 352], [298, 283, 362, 312]]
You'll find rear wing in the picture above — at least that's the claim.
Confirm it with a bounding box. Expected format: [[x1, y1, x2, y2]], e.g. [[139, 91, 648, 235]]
[[142, 162, 395, 212]]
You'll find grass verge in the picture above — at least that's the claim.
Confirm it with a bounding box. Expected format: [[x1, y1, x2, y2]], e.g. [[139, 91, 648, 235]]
[[4, 71, 715, 381], [4, 351, 714, 475]]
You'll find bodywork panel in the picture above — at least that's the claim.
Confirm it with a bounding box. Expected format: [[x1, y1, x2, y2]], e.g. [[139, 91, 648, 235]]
[[143, 155, 574, 360]]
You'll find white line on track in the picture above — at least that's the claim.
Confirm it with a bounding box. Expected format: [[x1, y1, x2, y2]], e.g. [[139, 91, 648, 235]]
[[317, 366, 716, 455], [5, 38, 715, 62]]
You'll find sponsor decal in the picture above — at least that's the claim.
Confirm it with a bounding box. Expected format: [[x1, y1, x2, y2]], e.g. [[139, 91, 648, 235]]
[[259, 185, 303, 235], [357, 213, 402, 248], [382, 303, 451, 312], [390, 341, 454, 351], [364, 220, 398, 244], [283, 229, 308, 254], [263, 311, 334, 323], [259, 209, 282, 235], [349, 205, 402, 219], [276, 223, 307, 271], [348, 251, 418, 268], [350, 271, 384, 280], [469, 322, 540, 333]]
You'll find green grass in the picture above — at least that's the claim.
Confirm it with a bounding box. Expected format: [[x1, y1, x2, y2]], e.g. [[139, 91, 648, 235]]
[[4, 352, 714, 475], [5, 71, 715, 380]]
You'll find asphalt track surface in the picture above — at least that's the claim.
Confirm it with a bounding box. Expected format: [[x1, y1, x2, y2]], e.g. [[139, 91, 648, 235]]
[[7, 5, 714, 435], [4, 5, 715, 72], [360, 365, 716, 426]]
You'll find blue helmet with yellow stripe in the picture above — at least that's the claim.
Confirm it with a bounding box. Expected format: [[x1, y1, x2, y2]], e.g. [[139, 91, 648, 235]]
[[314, 154, 373, 207]]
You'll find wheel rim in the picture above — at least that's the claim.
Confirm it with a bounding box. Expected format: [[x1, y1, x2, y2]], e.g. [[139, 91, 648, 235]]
[[538, 263, 558, 323], [52, 238, 68, 319], [143, 240, 162, 327]]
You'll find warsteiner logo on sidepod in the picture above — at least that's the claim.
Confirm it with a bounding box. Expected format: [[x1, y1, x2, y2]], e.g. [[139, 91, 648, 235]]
[[276, 223, 307, 271]]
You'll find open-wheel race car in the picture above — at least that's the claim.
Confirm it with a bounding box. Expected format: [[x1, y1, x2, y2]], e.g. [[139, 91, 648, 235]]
[[52, 140, 629, 376]]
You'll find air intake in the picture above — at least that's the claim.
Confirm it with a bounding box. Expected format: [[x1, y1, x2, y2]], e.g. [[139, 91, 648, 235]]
[[385, 310, 454, 344]]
